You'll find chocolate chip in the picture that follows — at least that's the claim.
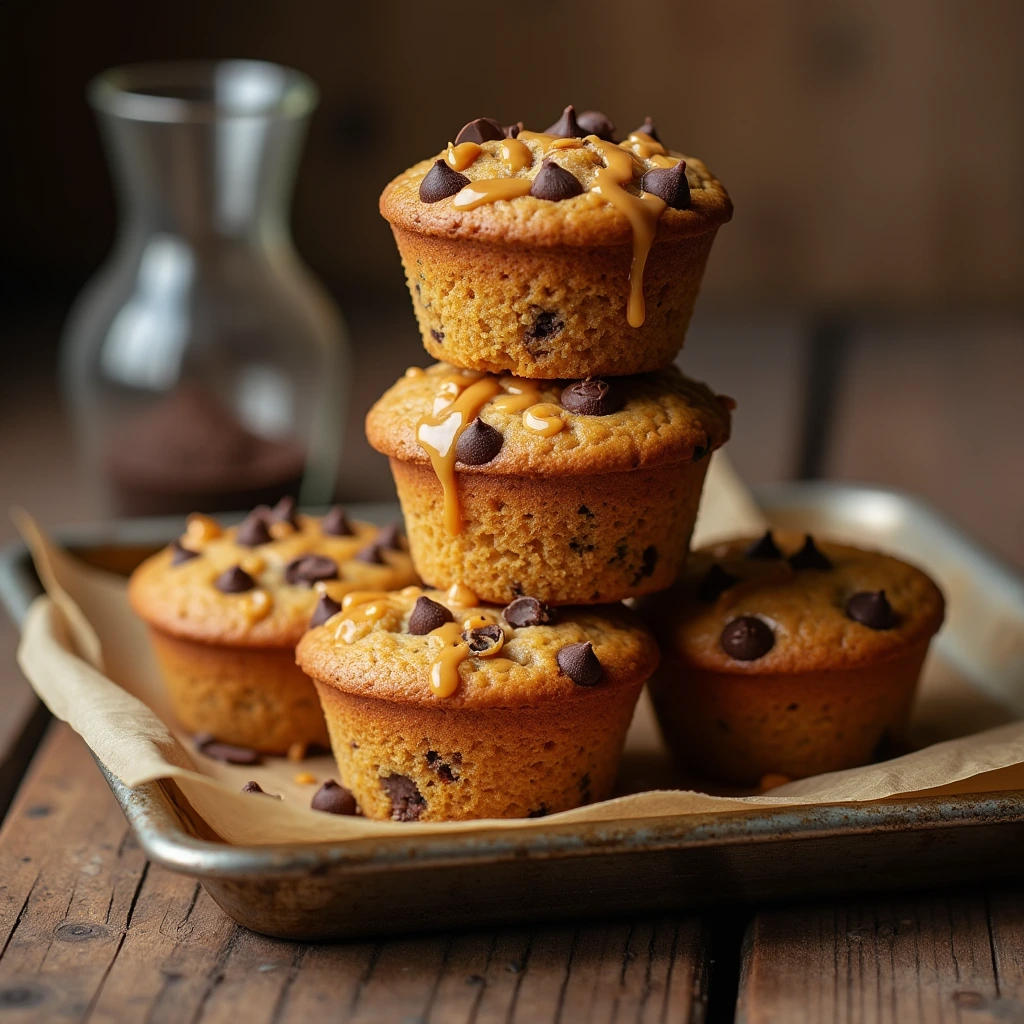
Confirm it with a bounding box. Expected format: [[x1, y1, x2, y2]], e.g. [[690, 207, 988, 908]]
[[430, 328, 444, 343], [381, 774, 426, 821], [354, 543, 386, 565], [561, 378, 624, 416], [171, 541, 200, 566], [454, 117, 504, 145], [576, 109, 617, 141], [311, 779, 359, 816], [503, 122, 524, 139], [456, 418, 503, 465], [789, 535, 833, 571], [632, 116, 660, 142], [697, 564, 739, 602], [632, 545, 658, 585], [270, 495, 299, 527], [236, 509, 272, 547], [527, 804, 550, 818], [720, 616, 775, 661], [503, 596, 553, 628], [526, 310, 564, 343], [419, 159, 470, 203], [529, 160, 583, 202], [214, 566, 255, 593], [745, 531, 783, 560], [846, 590, 896, 630], [375, 522, 404, 550], [240, 780, 280, 798], [310, 595, 342, 629], [285, 554, 339, 586], [408, 595, 454, 635], [641, 160, 690, 210], [691, 433, 713, 463], [426, 750, 460, 782], [196, 735, 261, 764], [322, 506, 353, 537], [462, 624, 503, 654], [544, 104, 582, 138], [557, 641, 602, 686]]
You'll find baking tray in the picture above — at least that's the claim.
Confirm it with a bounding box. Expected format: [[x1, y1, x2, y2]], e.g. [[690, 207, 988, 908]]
[[3, 482, 1024, 941]]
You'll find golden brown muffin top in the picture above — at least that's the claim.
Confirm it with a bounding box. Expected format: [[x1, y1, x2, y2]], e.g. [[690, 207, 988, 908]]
[[128, 501, 418, 648], [366, 362, 733, 477], [641, 531, 945, 674], [296, 585, 659, 708]]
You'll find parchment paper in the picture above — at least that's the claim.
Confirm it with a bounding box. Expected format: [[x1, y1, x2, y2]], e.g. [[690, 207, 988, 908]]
[[14, 454, 1024, 846]]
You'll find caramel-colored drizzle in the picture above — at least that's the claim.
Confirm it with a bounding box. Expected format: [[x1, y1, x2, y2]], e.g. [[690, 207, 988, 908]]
[[428, 621, 470, 698], [446, 582, 479, 608], [453, 178, 533, 210], [240, 589, 273, 623], [625, 132, 668, 160], [523, 403, 565, 437], [490, 378, 565, 436], [446, 141, 482, 171], [501, 138, 533, 174]]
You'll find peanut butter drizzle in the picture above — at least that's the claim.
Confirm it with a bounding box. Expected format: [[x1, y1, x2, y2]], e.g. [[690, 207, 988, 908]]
[[428, 621, 470, 698], [500, 138, 533, 174], [649, 153, 678, 169], [341, 590, 392, 612], [516, 130, 556, 153], [487, 379, 564, 435], [453, 178, 533, 210], [523, 402, 565, 437], [462, 612, 498, 630], [446, 141, 482, 171], [446, 582, 479, 608], [625, 132, 668, 160]]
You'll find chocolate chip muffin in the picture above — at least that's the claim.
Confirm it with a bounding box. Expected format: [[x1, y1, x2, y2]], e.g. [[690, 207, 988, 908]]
[[640, 531, 945, 786], [295, 585, 659, 820], [129, 500, 419, 754], [380, 107, 732, 379], [366, 362, 733, 605]]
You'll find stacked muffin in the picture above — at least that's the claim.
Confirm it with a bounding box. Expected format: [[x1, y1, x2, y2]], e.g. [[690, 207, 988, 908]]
[[296, 107, 734, 820]]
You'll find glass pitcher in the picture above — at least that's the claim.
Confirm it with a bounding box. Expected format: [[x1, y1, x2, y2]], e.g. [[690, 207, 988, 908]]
[[61, 60, 349, 517]]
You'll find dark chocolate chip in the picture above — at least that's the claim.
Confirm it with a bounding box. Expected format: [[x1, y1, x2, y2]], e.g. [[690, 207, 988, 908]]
[[503, 596, 553, 628], [640, 160, 690, 210], [462, 624, 504, 654], [196, 735, 261, 765], [526, 310, 564, 342], [430, 328, 445, 343], [285, 554, 339, 586], [527, 804, 550, 818], [419, 159, 470, 203], [561, 378, 624, 416], [354, 543, 386, 565], [236, 509, 272, 547], [456, 418, 504, 465], [576, 109, 617, 141], [381, 774, 426, 821], [632, 116, 660, 142], [745, 530, 783, 560], [214, 566, 255, 594], [375, 522, 404, 550], [240, 780, 280, 798], [720, 616, 775, 661], [529, 160, 583, 202], [789, 535, 834, 571], [557, 641, 603, 686], [322, 505, 353, 536], [309, 595, 342, 629], [408, 595, 454, 635], [270, 495, 299, 527], [454, 117, 505, 145], [426, 750, 460, 782], [311, 779, 359, 816], [544, 104, 582, 138], [691, 433, 713, 463], [846, 590, 896, 630], [696, 564, 740, 602], [632, 545, 659, 585], [503, 122, 524, 139], [171, 541, 200, 566]]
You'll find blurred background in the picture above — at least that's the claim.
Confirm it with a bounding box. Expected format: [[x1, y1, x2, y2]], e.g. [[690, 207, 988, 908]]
[[0, 0, 1022, 569]]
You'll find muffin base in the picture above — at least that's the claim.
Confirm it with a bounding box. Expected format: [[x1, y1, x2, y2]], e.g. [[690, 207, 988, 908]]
[[314, 677, 645, 820], [394, 227, 720, 379], [390, 458, 710, 605], [149, 629, 330, 754], [647, 641, 932, 786]]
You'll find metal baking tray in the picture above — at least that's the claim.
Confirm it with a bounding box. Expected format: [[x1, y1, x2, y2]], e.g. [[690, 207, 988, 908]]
[[3, 483, 1024, 941]]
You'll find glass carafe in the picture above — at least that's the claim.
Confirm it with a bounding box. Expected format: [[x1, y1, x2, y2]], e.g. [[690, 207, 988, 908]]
[[61, 60, 349, 517]]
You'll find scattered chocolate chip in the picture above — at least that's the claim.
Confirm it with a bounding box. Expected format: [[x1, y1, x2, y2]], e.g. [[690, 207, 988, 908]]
[[632, 116, 660, 142], [503, 122, 524, 139], [526, 310, 564, 343], [430, 328, 444, 343], [557, 641, 603, 686], [697, 564, 740, 602], [576, 109, 617, 141], [322, 505, 353, 536], [214, 566, 255, 594], [462, 624, 504, 654], [455, 117, 504, 145], [310, 595, 342, 629], [527, 804, 550, 818], [561, 378, 624, 416], [375, 522, 404, 550], [691, 433, 713, 463], [408, 595, 454, 635], [240, 780, 280, 798], [381, 774, 426, 821], [456, 418, 504, 465], [285, 554, 339, 586], [846, 590, 896, 630], [196, 735, 261, 765], [171, 541, 200, 566], [632, 545, 659, 585], [745, 531, 783, 560], [503, 596, 553, 628], [720, 616, 775, 661], [354, 543, 386, 565], [311, 780, 359, 816], [544, 104, 582, 138], [419, 159, 470, 203], [270, 495, 299, 527], [789, 535, 833, 571], [426, 750, 460, 783], [641, 160, 690, 210], [529, 160, 583, 202], [236, 509, 272, 547]]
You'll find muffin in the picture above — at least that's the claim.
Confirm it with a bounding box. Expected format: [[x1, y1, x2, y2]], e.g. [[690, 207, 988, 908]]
[[641, 531, 946, 786], [365, 362, 733, 605], [296, 584, 660, 820], [380, 107, 732, 379], [129, 500, 419, 753]]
